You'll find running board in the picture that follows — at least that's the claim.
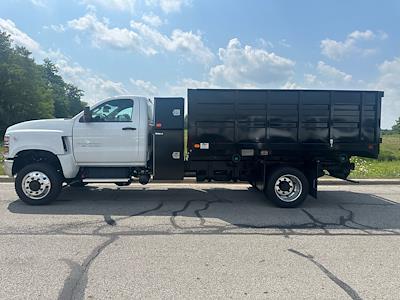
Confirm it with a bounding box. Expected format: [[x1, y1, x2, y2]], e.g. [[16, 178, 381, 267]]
[[82, 178, 130, 183]]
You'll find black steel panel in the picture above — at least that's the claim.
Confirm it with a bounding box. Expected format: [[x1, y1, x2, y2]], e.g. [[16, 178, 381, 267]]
[[332, 91, 361, 104], [269, 90, 298, 103], [153, 130, 184, 180], [301, 128, 329, 143], [187, 89, 383, 160], [301, 91, 330, 104], [154, 97, 184, 130], [237, 126, 266, 143], [196, 123, 235, 143]]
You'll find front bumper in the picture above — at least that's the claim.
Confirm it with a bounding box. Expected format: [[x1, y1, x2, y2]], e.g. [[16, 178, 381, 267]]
[[3, 159, 13, 177]]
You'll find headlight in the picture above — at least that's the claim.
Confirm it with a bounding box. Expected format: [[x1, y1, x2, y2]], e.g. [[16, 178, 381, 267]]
[[3, 135, 9, 157]]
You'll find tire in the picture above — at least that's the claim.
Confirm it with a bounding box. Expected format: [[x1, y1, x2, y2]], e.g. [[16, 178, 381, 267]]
[[265, 166, 309, 208], [15, 163, 63, 205], [115, 181, 132, 186], [70, 181, 88, 187]]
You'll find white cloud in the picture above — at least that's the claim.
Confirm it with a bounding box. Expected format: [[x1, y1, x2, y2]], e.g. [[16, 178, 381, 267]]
[[304, 73, 317, 85], [168, 78, 218, 96], [43, 24, 66, 33], [130, 21, 213, 63], [169, 38, 296, 94], [46, 50, 128, 103], [374, 57, 400, 128], [67, 12, 213, 63], [301, 61, 353, 91], [81, 0, 136, 12], [68, 12, 156, 55], [141, 12, 163, 27], [145, 0, 189, 13], [0, 18, 41, 54], [321, 29, 386, 60], [159, 0, 188, 13], [320, 38, 354, 60], [316, 61, 352, 83], [130, 79, 158, 95], [30, 0, 46, 7], [209, 38, 295, 87], [257, 38, 274, 49], [348, 30, 375, 40], [282, 81, 300, 89]]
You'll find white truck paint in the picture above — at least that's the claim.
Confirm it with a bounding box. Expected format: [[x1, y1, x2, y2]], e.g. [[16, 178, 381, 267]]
[[3, 95, 151, 179]]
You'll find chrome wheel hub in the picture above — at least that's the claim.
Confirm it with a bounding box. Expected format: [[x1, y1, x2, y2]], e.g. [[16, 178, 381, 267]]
[[22, 171, 51, 200], [274, 174, 302, 202]]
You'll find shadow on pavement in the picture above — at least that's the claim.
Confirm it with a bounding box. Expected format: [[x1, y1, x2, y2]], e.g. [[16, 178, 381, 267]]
[[7, 185, 400, 232]]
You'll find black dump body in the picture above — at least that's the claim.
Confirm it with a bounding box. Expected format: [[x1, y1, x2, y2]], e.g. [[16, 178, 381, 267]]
[[186, 89, 383, 182]]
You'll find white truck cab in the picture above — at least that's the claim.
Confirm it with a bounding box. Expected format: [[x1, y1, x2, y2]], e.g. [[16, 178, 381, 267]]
[[3, 95, 155, 204]]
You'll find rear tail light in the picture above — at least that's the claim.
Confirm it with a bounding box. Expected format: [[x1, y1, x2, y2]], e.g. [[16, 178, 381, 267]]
[[3, 135, 9, 157]]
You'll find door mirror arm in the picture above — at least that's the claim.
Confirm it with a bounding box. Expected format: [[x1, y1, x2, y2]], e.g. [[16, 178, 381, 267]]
[[83, 106, 92, 122]]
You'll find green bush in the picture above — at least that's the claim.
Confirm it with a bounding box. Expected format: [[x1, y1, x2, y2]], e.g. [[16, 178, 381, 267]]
[[378, 150, 399, 161]]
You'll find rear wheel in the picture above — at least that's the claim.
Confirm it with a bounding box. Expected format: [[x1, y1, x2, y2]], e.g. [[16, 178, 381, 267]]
[[265, 167, 309, 208], [15, 163, 63, 205]]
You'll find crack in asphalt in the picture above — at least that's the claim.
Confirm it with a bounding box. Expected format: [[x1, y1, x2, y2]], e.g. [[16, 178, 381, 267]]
[[5, 195, 400, 299], [337, 204, 398, 235], [169, 192, 232, 230], [170, 199, 208, 229], [91, 202, 164, 235], [299, 205, 399, 236], [288, 248, 362, 300], [58, 236, 118, 300], [170, 188, 264, 233], [3, 201, 400, 237], [58, 203, 165, 299], [103, 215, 116, 226], [3, 186, 400, 299]]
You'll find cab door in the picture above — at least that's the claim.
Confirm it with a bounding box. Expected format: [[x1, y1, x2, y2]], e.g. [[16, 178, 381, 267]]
[[72, 98, 140, 165]]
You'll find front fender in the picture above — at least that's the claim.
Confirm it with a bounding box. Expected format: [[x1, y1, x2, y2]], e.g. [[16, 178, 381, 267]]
[[8, 130, 66, 158]]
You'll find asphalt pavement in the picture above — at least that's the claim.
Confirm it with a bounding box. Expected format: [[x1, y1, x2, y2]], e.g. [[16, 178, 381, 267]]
[[0, 182, 400, 299]]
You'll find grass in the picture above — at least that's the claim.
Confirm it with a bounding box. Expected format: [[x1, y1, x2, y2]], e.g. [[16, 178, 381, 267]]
[[184, 129, 188, 158], [350, 134, 400, 178], [377, 134, 400, 160], [1, 134, 399, 178], [351, 159, 400, 178]]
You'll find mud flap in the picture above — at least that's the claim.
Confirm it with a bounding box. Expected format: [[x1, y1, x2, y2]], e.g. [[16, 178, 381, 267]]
[[309, 176, 318, 198], [306, 162, 319, 199]]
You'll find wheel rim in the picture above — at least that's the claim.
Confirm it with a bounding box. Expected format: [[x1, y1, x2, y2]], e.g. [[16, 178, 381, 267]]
[[274, 174, 302, 202], [22, 171, 52, 200]]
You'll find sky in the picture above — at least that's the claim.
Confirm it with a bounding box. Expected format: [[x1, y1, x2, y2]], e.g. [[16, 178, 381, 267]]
[[0, 0, 399, 128]]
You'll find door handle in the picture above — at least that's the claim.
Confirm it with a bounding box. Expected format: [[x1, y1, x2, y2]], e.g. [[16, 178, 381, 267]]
[[122, 127, 136, 131]]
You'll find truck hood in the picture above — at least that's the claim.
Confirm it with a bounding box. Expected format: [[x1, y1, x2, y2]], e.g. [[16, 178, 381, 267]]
[[6, 118, 75, 136]]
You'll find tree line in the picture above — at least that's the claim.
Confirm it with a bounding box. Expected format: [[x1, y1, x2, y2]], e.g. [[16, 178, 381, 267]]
[[0, 31, 86, 137]]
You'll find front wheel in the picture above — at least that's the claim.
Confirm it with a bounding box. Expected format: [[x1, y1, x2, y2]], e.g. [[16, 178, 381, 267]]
[[265, 167, 309, 208], [15, 163, 63, 205]]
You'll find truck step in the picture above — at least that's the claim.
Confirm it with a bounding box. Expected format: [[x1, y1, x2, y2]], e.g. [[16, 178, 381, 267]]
[[82, 178, 130, 183]]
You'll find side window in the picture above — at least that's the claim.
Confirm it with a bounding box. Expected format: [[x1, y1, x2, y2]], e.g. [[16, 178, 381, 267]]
[[90, 99, 133, 122]]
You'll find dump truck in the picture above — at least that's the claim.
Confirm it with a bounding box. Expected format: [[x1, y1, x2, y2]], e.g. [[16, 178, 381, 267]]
[[3, 89, 383, 207]]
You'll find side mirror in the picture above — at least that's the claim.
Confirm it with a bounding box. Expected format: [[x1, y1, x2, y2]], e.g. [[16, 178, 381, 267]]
[[83, 106, 91, 122]]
